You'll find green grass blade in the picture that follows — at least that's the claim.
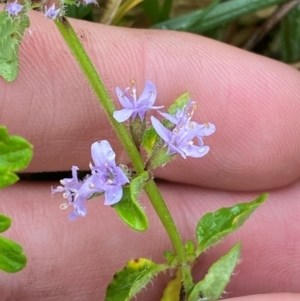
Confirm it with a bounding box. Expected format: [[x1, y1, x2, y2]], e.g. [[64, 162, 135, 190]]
[[143, 0, 160, 23], [280, 4, 300, 63], [152, 0, 288, 33], [160, 0, 174, 21]]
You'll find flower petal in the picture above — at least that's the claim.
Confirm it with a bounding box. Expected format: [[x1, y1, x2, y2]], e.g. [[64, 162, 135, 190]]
[[151, 116, 172, 143], [104, 187, 123, 205], [113, 108, 135, 122], [91, 140, 116, 166], [138, 81, 157, 106], [183, 145, 210, 158]]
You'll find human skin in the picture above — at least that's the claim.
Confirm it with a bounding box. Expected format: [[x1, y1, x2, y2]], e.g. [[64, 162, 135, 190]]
[[0, 6, 300, 301]]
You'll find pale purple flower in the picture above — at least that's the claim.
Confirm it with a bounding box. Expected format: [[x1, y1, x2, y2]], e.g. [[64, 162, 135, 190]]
[[113, 80, 163, 122], [5, 1, 24, 16], [150, 100, 215, 159], [52, 141, 129, 220], [52, 166, 82, 203], [151, 116, 210, 159], [89, 140, 129, 205], [43, 3, 61, 19], [82, 0, 98, 4]]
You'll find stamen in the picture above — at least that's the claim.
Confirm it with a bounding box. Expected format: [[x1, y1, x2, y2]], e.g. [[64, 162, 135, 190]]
[[188, 121, 196, 129], [60, 203, 69, 210], [89, 183, 95, 189], [60, 180, 66, 185], [107, 179, 113, 185], [63, 192, 68, 199]]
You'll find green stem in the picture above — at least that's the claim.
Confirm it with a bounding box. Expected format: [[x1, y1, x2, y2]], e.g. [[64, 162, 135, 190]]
[[54, 16, 192, 290]]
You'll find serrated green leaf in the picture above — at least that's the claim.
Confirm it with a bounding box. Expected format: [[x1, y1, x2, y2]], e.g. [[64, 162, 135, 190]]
[[105, 258, 167, 301], [196, 193, 267, 254], [0, 236, 27, 273], [113, 177, 148, 231], [0, 11, 30, 82], [0, 214, 11, 233], [152, 0, 287, 33], [0, 126, 33, 189], [188, 243, 241, 301]]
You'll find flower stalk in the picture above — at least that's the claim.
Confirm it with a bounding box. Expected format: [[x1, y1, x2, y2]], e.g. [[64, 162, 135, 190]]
[[54, 16, 193, 291]]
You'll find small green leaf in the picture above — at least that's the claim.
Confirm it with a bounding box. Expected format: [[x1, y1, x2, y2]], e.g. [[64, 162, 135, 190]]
[[142, 127, 159, 157], [152, 0, 287, 33], [130, 171, 149, 200], [167, 92, 190, 116], [0, 214, 11, 233], [184, 240, 195, 260], [196, 193, 267, 254], [146, 146, 175, 171], [188, 243, 241, 301], [0, 236, 27, 273], [164, 250, 177, 266], [0, 11, 30, 82], [105, 258, 167, 301], [0, 126, 33, 189], [113, 173, 149, 231]]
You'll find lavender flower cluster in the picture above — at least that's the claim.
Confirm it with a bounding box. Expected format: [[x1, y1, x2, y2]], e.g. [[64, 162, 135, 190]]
[[53, 81, 215, 220], [4, 0, 97, 19], [52, 141, 129, 220], [114, 80, 215, 159]]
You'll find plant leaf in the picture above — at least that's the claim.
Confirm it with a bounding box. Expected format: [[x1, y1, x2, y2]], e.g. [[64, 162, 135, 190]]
[[0, 11, 30, 82], [160, 0, 174, 22], [160, 270, 183, 301], [142, 126, 161, 159], [105, 258, 167, 301], [167, 92, 190, 116], [112, 172, 149, 231], [152, 0, 287, 34], [0, 126, 33, 189], [280, 3, 300, 63], [196, 193, 267, 254], [0, 236, 27, 273], [0, 214, 11, 233], [188, 243, 241, 301], [142, 0, 160, 23], [164, 250, 177, 266]]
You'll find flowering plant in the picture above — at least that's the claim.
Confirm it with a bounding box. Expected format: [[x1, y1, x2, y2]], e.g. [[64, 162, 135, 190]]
[[0, 2, 267, 300]]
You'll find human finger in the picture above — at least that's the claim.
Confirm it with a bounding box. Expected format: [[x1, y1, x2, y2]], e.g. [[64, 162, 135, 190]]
[[1, 179, 299, 300], [1, 9, 300, 190]]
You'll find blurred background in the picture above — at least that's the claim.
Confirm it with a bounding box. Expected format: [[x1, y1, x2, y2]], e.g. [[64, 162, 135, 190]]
[[64, 0, 300, 68]]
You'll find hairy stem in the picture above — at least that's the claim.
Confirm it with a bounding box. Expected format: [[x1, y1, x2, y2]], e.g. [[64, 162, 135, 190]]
[[54, 16, 192, 290]]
